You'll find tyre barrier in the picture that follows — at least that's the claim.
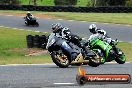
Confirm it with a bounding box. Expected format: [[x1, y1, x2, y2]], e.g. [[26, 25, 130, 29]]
[[26, 35, 34, 48], [33, 35, 40, 48], [39, 35, 49, 49], [0, 5, 132, 12], [26, 35, 49, 49]]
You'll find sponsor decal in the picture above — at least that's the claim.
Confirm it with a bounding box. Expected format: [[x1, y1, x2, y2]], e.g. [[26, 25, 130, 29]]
[[76, 66, 131, 85]]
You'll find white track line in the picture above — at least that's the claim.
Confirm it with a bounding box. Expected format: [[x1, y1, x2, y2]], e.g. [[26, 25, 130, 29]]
[[0, 26, 4, 27], [0, 62, 131, 67], [107, 61, 132, 64], [55, 19, 132, 27], [54, 83, 75, 85], [35, 31, 40, 32], [18, 29, 24, 30], [0, 25, 39, 32], [0, 63, 55, 67], [1, 14, 132, 27], [0, 25, 48, 34]]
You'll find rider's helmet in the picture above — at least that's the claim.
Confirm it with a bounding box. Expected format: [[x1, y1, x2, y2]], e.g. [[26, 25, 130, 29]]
[[51, 23, 63, 33], [27, 11, 32, 17], [89, 24, 97, 34]]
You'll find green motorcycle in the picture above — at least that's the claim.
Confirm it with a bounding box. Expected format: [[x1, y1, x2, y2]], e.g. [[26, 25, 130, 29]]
[[88, 37, 126, 64]]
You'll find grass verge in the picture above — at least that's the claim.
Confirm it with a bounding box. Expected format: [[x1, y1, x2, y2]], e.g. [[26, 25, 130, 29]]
[[0, 26, 52, 65], [117, 42, 132, 61], [0, 26, 131, 65], [0, 10, 132, 25], [44, 12, 132, 25]]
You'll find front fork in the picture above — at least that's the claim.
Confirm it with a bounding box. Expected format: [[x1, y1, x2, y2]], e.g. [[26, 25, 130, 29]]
[[112, 46, 121, 58]]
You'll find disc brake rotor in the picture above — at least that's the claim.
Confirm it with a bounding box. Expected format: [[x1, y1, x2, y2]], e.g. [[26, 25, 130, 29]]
[[56, 54, 68, 65], [91, 55, 100, 63]]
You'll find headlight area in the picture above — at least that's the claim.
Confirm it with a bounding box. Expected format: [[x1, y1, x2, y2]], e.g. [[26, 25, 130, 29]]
[[46, 38, 55, 49]]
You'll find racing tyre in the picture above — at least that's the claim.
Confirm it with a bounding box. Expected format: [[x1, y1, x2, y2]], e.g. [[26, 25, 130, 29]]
[[88, 51, 100, 67], [93, 49, 105, 64], [51, 50, 70, 68], [25, 21, 28, 26], [35, 22, 39, 27], [26, 35, 34, 48], [33, 35, 40, 48], [115, 48, 126, 64]]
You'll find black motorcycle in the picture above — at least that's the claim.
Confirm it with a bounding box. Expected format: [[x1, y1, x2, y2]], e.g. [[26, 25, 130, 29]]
[[24, 16, 39, 27], [46, 33, 101, 68]]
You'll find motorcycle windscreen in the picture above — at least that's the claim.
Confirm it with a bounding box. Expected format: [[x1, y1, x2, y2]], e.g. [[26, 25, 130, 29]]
[[61, 41, 71, 51]]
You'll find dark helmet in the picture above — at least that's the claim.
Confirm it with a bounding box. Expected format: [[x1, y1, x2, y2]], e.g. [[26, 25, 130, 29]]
[[27, 11, 31, 16], [51, 23, 63, 33], [89, 24, 97, 34]]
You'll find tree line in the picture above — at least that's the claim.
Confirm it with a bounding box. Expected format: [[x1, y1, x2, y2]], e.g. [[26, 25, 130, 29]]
[[0, 0, 131, 6], [91, 0, 126, 6]]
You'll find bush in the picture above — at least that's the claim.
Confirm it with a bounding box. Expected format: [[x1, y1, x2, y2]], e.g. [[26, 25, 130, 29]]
[[54, 0, 77, 6], [108, 0, 126, 6], [0, 0, 20, 5], [126, 0, 132, 6], [90, 0, 126, 6], [87, 0, 92, 7]]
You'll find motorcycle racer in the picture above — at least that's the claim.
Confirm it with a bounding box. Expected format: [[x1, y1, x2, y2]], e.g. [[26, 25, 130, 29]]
[[88, 24, 120, 64], [51, 23, 91, 58], [26, 11, 33, 21], [24, 11, 39, 26], [88, 24, 117, 45]]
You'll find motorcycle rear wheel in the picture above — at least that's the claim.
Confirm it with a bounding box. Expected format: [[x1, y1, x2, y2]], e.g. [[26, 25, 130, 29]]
[[51, 50, 70, 68], [88, 51, 101, 67], [93, 49, 105, 64]]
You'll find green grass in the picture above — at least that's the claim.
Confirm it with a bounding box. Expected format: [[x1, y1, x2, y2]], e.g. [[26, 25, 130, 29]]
[[44, 12, 132, 25], [0, 54, 52, 65], [117, 42, 132, 61], [20, 0, 89, 6], [0, 26, 131, 65], [0, 27, 52, 64], [0, 27, 45, 49]]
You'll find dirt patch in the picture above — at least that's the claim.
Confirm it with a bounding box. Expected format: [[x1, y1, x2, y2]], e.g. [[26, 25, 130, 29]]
[[9, 48, 48, 56], [25, 48, 48, 56], [0, 12, 57, 19]]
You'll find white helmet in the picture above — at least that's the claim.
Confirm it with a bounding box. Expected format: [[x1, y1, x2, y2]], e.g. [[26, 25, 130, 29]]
[[27, 11, 31, 16], [89, 24, 97, 34]]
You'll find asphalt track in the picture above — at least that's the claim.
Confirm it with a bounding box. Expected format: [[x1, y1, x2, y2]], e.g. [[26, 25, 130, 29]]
[[0, 15, 132, 42], [0, 15, 132, 88], [0, 63, 132, 88]]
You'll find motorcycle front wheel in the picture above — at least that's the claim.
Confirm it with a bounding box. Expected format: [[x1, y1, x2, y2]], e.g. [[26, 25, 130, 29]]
[[115, 48, 126, 64], [35, 22, 39, 27], [51, 50, 70, 68], [25, 21, 28, 26]]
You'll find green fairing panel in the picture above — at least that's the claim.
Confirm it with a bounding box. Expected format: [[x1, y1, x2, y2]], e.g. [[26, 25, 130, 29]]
[[89, 38, 112, 57]]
